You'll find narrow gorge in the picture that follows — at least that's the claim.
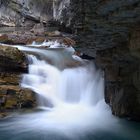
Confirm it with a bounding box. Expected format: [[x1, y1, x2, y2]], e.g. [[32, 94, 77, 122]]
[[0, 0, 140, 140]]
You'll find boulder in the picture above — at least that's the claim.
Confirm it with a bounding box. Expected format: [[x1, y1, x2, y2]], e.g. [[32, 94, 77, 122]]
[[0, 85, 36, 111], [0, 45, 27, 72]]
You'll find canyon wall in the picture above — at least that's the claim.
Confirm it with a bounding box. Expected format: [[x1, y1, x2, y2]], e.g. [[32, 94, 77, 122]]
[[0, 0, 53, 27], [55, 0, 140, 121]]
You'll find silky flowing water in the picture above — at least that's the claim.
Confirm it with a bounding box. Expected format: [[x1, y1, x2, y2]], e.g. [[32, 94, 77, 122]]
[[0, 41, 140, 140]]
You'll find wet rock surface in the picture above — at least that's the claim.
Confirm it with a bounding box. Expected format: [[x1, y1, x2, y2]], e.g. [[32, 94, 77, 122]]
[[0, 85, 36, 110], [0, 43, 36, 116], [0, 28, 76, 47], [0, 73, 36, 117]]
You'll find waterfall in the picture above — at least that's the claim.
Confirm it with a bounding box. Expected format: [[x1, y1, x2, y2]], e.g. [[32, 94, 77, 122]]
[[13, 42, 116, 135], [21, 55, 104, 107], [0, 41, 118, 138]]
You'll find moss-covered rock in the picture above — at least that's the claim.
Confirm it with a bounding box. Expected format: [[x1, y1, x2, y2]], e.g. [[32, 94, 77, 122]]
[[0, 45, 24, 62], [0, 85, 36, 111], [0, 43, 36, 113], [0, 44, 27, 72]]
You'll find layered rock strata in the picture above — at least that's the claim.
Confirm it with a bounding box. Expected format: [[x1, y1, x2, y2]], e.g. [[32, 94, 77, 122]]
[[0, 45, 36, 115]]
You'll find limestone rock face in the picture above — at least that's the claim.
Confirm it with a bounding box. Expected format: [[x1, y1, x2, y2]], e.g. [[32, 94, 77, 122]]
[[56, 0, 140, 120], [0, 0, 53, 27]]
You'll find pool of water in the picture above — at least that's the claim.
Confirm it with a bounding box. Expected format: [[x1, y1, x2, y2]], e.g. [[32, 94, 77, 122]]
[[0, 111, 140, 140]]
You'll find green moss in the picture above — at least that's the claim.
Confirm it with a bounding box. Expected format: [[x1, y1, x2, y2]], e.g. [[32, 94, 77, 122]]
[[5, 98, 17, 109], [0, 45, 25, 64]]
